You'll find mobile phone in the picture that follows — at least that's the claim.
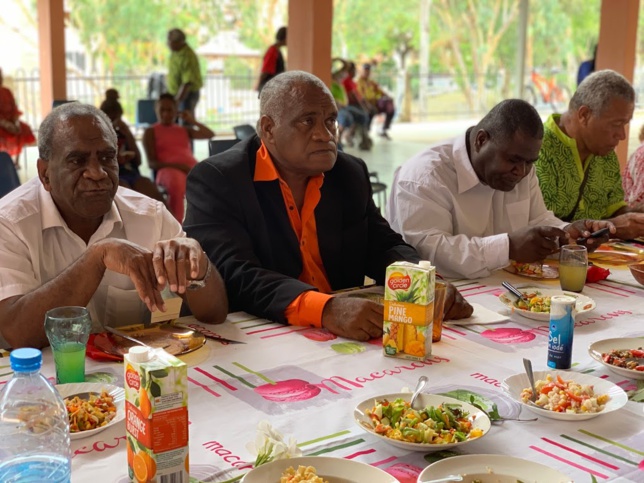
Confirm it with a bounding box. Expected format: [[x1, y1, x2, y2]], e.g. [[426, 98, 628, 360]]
[[576, 227, 610, 244]]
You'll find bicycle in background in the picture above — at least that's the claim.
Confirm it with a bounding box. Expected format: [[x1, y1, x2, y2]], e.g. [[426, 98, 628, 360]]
[[523, 69, 571, 113]]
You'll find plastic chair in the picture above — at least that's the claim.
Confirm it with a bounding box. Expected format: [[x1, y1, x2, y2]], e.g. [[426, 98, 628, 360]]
[[0, 151, 21, 198], [208, 138, 240, 157], [233, 124, 256, 141], [135, 99, 157, 131], [369, 172, 387, 212]]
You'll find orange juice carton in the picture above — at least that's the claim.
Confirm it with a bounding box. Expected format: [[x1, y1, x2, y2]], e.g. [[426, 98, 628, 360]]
[[383, 261, 435, 361], [124, 346, 189, 483]]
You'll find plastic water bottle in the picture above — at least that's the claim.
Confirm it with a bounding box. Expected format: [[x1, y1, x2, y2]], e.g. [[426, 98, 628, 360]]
[[0, 348, 71, 482]]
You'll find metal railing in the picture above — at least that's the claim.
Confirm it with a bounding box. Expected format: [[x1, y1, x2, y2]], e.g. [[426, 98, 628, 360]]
[[8, 68, 578, 133]]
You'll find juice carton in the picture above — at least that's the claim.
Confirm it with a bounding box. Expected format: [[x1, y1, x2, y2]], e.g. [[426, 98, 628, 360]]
[[383, 261, 435, 361], [124, 346, 189, 483]]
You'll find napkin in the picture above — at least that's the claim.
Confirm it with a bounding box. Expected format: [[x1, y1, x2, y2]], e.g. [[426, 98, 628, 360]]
[[150, 286, 183, 324], [86, 334, 123, 362], [444, 303, 509, 326], [586, 265, 610, 283]]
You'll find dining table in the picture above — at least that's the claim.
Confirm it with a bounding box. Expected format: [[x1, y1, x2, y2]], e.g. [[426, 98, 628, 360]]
[[7, 263, 643, 483]]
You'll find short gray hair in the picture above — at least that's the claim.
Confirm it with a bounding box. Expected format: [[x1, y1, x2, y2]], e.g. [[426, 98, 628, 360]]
[[258, 71, 331, 128], [570, 69, 635, 114], [38, 103, 117, 160]]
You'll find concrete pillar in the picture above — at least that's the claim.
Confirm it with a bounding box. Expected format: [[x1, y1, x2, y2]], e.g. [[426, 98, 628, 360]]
[[596, 0, 640, 169], [38, 0, 66, 117], [287, 0, 333, 86]]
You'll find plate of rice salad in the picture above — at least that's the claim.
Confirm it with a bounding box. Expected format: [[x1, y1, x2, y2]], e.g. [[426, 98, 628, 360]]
[[354, 393, 490, 452], [502, 370, 627, 421], [240, 456, 396, 483], [56, 383, 125, 440]]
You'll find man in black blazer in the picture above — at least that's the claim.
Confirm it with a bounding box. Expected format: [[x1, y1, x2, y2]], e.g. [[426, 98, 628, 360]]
[[184, 71, 472, 340]]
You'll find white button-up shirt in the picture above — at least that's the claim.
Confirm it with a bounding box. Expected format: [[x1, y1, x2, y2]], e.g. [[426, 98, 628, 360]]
[[387, 135, 566, 279], [0, 178, 182, 335]]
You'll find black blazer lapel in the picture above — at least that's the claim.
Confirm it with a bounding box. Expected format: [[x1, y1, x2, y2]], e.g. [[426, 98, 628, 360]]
[[316, 173, 344, 288]]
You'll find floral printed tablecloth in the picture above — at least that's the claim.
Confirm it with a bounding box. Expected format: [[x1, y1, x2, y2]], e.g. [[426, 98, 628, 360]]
[[9, 267, 643, 483]]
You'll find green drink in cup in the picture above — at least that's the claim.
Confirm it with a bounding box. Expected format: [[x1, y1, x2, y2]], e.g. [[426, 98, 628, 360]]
[[44, 307, 92, 384]]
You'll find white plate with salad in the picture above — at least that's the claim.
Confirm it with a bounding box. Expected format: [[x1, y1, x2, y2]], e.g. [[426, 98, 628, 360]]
[[588, 337, 644, 380], [241, 456, 396, 483], [56, 383, 125, 440], [417, 454, 572, 483], [498, 286, 595, 321], [354, 393, 491, 452], [502, 370, 627, 421]]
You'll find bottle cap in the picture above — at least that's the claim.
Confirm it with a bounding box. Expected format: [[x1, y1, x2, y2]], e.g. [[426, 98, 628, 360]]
[[418, 260, 433, 269], [128, 346, 151, 363], [10, 348, 42, 372]]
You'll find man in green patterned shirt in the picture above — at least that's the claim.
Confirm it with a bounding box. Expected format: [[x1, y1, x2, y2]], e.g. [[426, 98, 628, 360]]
[[536, 70, 644, 240], [167, 28, 203, 118]]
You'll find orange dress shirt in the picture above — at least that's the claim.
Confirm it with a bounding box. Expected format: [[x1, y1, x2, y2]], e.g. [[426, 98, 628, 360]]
[[254, 143, 333, 328]]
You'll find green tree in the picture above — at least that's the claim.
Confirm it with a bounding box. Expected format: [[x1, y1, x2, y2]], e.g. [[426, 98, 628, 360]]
[[67, 0, 225, 75], [333, 0, 419, 120], [431, 0, 520, 111]]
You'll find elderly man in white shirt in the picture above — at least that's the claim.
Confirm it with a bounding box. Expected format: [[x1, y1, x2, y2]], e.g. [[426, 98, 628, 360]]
[[388, 99, 614, 279], [0, 103, 227, 349]]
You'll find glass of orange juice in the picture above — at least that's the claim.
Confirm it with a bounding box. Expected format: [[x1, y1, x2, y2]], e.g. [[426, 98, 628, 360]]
[[559, 245, 588, 292], [432, 282, 447, 342]]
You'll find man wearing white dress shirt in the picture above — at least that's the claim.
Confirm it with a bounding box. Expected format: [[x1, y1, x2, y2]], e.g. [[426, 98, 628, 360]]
[[0, 103, 227, 349], [387, 99, 613, 279]]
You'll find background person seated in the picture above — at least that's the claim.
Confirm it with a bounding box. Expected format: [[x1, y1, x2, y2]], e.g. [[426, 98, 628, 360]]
[[536, 70, 644, 240], [105, 87, 120, 101], [99, 99, 165, 202], [342, 62, 373, 151], [623, 124, 644, 207], [143, 93, 214, 221], [0, 103, 227, 349], [184, 71, 472, 341], [330, 59, 369, 149], [357, 63, 395, 139], [0, 68, 35, 169], [388, 99, 613, 279]]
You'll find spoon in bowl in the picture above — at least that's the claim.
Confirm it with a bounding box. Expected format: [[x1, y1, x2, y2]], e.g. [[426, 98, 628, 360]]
[[523, 358, 538, 403], [410, 375, 428, 409], [418, 475, 463, 483]]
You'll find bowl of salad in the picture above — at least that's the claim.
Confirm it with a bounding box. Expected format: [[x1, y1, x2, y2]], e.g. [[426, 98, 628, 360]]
[[354, 393, 491, 452], [502, 370, 627, 421], [498, 286, 596, 321]]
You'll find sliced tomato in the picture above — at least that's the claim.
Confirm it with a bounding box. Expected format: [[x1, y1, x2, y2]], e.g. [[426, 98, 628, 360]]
[[631, 349, 644, 358], [635, 366, 644, 372], [554, 400, 571, 412], [540, 382, 555, 394], [566, 391, 583, 403]]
